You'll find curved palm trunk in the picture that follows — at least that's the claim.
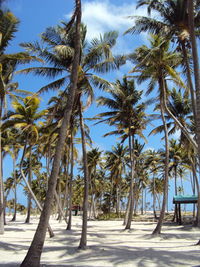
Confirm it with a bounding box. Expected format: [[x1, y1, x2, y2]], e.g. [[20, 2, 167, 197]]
[[78, 103, 89, 249], [188, 0, 200, 230], [54, 190, 67, 223], [125, 133, 135, 229], [153, 81, 169, 235], [20, 3, 82, 265], [20, 139, 54, 237], [181, 41, 197, 121], [164, 100, 197, 150], [67, 137, 74, 230]]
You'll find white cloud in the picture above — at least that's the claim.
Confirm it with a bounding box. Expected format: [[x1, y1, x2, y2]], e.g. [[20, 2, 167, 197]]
[[65, 1, 152, 73], [81, 0, 148, 40], [170, 129, 181, 140], [65, 0, 149, 40]]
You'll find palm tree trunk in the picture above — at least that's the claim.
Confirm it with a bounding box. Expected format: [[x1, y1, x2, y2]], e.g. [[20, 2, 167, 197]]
[[152, 81, 169, 235], [123, 192, 131, 226], [188, 0, 200, 230], [21, 4, 82, 266], [25, 147, 32, 223], [153, 174, 157, 219], [191, 163, 200, 226], [172, 166, 178, 223], [67, 137, 74, 230], [11, 152, 17, 221], [20, 2, 82, 265], [54, 191, 67, 223], [116, 185, 120, 215], [20, 139, 54, 237], [56, 179, 62, 221], [0, 102, 4, 234], [141, 188, 144, 215], [63, 150, 70, 216], [125, 133, 135, 229], [191, 169, 196, 218], [181, 41, 197, 121], [78, 102, 89, 249]]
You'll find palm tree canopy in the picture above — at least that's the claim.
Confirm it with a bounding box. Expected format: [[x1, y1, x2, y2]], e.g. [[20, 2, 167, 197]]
[[127, 0, 200, 45], [2, 96, 46, 143]]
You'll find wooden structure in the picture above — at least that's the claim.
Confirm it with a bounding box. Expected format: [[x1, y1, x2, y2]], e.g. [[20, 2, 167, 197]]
[[173, 195, 198, 224]]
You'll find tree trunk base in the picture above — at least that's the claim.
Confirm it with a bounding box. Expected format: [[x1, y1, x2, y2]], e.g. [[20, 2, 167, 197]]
[[196, 239, 200, 245], [152, 226, 161, 235], [11, 216, 16, 222], [78, 244, 87, 250]]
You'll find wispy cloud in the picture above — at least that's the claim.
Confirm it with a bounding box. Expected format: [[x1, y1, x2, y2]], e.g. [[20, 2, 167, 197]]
[[65, 0, 149, 54], [65, 1, 153, 78], [81, 0, 148, 40]]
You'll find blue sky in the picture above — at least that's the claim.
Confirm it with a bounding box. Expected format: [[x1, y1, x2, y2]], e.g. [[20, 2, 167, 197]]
[[3, 0, 195, 208], [5, 0, 158, 151]]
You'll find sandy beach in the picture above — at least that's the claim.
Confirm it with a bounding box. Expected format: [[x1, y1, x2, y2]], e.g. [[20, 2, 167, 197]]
[[1, 215, 200, 267]]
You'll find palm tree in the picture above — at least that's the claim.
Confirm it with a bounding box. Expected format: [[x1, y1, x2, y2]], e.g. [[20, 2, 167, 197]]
[[20, 1, 82, 265], [145, 149, 161, 218], [129, 35, 185, 234], [87, 147, 103, 219], [105, 143, 128, 215], [168, 139, 185, 222], [128, 0, 200, 120], [132, 140, 147, 216], [2, 127, 21, 221], [3, 96, 46, 221], [96, 76, 149, 229], [132, 2, 200, 227], [0, 8, 38, 235], [187, 0, 200, 230], [20, 9, 124, 249]]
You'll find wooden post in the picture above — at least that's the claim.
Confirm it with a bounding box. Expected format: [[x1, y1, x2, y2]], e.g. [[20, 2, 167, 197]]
[[178, 204, 182, 225]]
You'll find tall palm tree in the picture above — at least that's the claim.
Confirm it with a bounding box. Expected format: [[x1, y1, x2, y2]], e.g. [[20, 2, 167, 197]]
[[20, 11, 124, 250], [129, 35, 185, 234], [87, 147, 103, 219], [132, 2, 200, 227], [128, 0, 200, 120], [0, 8, 38, 235], [187, 0, 200, 230], [96, 76, 149, 229], [20, 1, 82, 265], [145, 149, 161, 219], [2, 127, 21, 221], [132, 140, 147, 216], [105, 143, 128, 215], [3, 96, 47, 222], [168, 139, 185, 221]]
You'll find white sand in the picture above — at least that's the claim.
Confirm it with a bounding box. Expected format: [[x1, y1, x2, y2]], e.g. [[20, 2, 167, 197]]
[[1, 215, 200, 267]]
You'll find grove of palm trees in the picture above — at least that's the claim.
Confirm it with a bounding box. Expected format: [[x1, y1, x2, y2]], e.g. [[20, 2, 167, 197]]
[[1, 0, 200, 266]]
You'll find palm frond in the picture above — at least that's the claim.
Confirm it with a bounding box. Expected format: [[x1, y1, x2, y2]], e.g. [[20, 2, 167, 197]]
[[16, 67, 65, 79], [37, 77, 68, 94]]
